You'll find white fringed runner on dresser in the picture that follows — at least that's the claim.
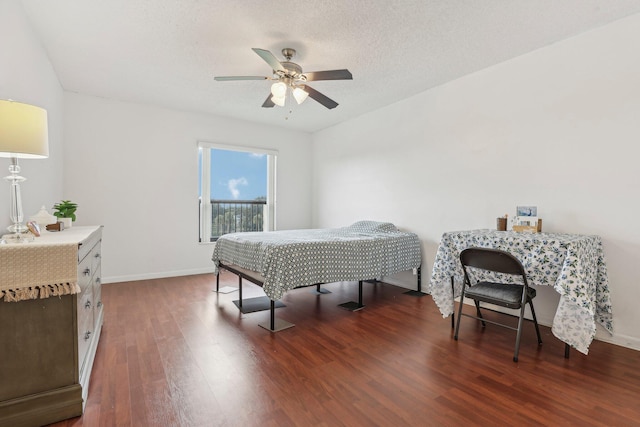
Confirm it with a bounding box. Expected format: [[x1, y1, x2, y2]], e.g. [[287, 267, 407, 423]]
[[0, 242, 79, 302]]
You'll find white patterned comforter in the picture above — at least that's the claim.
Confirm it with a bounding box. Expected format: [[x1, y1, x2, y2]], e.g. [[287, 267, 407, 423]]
[[212, 221, 422, 300]]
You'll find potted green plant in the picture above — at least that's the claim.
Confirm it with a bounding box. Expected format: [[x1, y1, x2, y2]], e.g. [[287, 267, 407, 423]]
[[53, 200, 78, 228]]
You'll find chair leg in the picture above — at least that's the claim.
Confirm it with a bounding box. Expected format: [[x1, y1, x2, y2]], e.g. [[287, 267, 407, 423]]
[[528, 300, 543, 345], [450, 276, 455, 329], [513, 304, 526, 362], [453, 286, 466, 340], [474, 300, 486, 327]]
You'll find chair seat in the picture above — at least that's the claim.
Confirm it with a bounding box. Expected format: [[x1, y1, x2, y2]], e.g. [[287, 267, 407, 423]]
[[464, 282, 536, 309]]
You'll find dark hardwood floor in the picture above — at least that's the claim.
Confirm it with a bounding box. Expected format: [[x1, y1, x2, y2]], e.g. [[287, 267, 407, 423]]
[[48, 271, 640, 426]]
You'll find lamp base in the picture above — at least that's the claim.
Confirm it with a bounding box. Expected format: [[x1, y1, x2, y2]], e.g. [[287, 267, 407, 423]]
[[0, 232, 33, 244], [7, 223, 28, 233]]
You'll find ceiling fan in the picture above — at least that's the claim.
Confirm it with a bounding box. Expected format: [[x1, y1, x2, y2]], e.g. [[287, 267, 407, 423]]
[[214, 48, 352, 110]]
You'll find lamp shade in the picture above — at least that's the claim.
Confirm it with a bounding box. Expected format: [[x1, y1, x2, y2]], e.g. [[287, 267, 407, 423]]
[[0, 100, 49, 159], [292, 87, 309, 104], [271, 95, 286, 107], [270, 82, 287, 98]]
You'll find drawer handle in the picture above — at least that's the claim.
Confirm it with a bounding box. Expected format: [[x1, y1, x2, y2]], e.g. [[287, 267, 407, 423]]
[[85, 300, 92, 309], [83, 268, 91, 276], [84, 331, 92, 341], [96, 278, 101, 285], [94, 253, 101, 259], [97, 301, 102, 308]]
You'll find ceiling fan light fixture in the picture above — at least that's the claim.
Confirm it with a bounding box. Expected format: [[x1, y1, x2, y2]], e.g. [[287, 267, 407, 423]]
[[270, 81, 287, 98], [292, 87, 309, 105], [271, 95, 286, 107], [216, 48, 351, 110]]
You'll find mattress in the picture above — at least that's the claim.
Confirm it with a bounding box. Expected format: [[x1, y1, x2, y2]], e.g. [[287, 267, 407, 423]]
[[211, 220, 421, 300]]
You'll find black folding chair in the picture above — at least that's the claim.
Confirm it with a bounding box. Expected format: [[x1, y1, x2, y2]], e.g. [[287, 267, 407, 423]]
[[454, 247, 542, 362]]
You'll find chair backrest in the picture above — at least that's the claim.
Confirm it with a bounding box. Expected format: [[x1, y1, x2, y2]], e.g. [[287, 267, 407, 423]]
[[459, 247, 526, 278]]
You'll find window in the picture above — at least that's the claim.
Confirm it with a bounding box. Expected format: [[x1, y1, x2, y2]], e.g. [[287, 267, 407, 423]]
[[198, 142, 276, 242]]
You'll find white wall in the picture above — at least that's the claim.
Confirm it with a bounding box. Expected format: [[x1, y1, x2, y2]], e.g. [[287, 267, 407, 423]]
[[0, 0, 63, 230], [63, 93, 312, 282], [312, 14, 640, 350]]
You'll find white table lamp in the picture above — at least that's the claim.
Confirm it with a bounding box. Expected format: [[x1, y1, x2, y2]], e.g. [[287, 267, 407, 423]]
[[0, 100, 49, 237]]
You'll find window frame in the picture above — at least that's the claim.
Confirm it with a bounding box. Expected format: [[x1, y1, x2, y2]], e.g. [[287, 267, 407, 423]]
[[198, 141, 277, 243]]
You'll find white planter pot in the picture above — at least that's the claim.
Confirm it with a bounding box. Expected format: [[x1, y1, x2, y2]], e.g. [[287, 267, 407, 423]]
[[60, 218, 73, 228]]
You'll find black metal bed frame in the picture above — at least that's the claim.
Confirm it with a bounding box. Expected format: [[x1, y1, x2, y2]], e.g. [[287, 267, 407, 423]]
[[216, 262, 423, 332]]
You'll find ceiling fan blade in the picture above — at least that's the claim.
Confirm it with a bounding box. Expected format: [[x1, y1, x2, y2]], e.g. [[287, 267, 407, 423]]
[[252, 48, 285, 72], [303, 85, 339, 109], [303, 69, 353, 81], [261, 94, 275, 108], [214, 76, 268, 81]]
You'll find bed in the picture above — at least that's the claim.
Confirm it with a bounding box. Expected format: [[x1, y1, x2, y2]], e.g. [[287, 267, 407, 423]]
[[211, 220, 422, 331]]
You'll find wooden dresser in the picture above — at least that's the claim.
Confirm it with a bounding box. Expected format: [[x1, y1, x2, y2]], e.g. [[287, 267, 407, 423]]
[[0, 226, 103, 427]]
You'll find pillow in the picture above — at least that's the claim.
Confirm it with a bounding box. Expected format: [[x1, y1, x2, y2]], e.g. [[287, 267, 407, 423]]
[[348, 220, 398, 233]]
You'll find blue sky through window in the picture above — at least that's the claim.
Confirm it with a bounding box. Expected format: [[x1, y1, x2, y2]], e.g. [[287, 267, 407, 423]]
[[208, 149, 267, 200]]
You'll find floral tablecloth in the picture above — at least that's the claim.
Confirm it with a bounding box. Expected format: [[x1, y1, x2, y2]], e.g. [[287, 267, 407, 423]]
[[429, 229, 613, 355]]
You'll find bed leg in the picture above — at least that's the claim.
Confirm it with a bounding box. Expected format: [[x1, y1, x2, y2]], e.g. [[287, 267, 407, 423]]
[[312, 283, 331, 294], [338, 281, 366, 311], [215, 266, 238, 294], [404, 266, 427, 297], [270, 299, 275, 330], [238, 275, 242, 309], [258, 299, 295, 332]]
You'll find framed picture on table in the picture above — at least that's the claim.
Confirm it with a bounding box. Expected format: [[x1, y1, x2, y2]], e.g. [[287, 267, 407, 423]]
[[516, 206, 537, 217], [515, 216, 539, 226], [514, 206, 540, 232]]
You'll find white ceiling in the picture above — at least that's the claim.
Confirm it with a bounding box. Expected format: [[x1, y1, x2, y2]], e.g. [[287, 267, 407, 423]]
[[21, 0, 640, 133]]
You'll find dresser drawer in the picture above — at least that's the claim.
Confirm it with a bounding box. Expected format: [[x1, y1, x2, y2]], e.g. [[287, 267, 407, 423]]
[[92, 265, 102, 325], [77, 253, 92, 293], [76, 284, 94, 334], [78, 230, 101, 264], [77, 301, 94, 373], [90, 242, 101, 275]]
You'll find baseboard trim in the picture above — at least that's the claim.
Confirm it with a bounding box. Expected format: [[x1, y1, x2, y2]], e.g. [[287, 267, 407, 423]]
[[380, 276, 423, 291], [103, 267, 215, 284], [595, 330, 640, 351]]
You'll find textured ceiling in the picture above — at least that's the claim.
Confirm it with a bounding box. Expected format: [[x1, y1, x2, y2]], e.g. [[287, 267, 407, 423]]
[[21, 0, 640, 133]]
